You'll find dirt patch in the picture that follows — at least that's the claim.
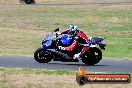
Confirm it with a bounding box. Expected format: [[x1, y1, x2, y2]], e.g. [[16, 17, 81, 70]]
[[107, 17, 119, 22], [102, 4, 132, 10], [84, 29, 132, 36], [107, 17, 129, 22], [84, 16, 129, 23], [85, 16, 101, 21]]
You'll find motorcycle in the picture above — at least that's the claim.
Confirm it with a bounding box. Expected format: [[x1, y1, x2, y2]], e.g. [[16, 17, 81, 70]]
[[34, 28, 106, 65], [19, 0, 36, 4]]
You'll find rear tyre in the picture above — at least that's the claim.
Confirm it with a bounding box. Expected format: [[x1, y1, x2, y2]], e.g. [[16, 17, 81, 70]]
[[82, 47, 102, 65], [34, 48, 53, 63]]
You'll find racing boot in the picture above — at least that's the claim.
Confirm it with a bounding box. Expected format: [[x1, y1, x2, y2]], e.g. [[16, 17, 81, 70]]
[[73, 52, 82, 62]]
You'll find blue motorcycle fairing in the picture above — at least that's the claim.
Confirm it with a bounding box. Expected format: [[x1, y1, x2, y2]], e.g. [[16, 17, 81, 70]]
[[99, 38, 105, 42], [60, 35, 74, 46], [41, 45, 46, 49], [41, 34, 53, 49], [40, 45, 50, 56], [44, 40, 52, 46], [88, 37, 106, 46], [96, 38, 105, 44], [41, 40, 52, 48], [43, 34, 50, 40]]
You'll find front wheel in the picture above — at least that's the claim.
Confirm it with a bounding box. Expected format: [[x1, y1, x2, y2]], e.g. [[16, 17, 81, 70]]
[[34, 48, 53, 63], [82, 47, 102, 65], [19, 0, 25, 4]]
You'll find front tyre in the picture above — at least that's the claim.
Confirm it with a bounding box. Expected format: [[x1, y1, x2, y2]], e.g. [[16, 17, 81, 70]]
[[34, 48, 53, 63], [82, 47, 102, 65]]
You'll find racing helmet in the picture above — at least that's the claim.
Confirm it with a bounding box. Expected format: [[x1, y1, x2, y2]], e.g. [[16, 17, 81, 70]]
[[67, 25, 78, 36], [68, 25, 77, 31]]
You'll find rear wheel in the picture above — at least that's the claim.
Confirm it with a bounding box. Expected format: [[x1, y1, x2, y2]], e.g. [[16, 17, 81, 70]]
[[34, 48, 53, 63], [82, 47, 102, 65]]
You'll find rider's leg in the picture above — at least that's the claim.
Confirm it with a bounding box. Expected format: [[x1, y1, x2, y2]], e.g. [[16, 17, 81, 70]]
[[64, 40, 78, 52], [73, 46, 89, 61]]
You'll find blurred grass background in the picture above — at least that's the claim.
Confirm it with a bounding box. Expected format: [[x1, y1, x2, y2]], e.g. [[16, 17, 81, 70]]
[[0, 0, 131, 59]]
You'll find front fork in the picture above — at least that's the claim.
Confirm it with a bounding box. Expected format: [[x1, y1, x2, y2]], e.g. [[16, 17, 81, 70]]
[[41, 45, 46, 49], [40, 45, 52, 56]]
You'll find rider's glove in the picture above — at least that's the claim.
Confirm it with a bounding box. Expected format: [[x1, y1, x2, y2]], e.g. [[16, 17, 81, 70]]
[[58, 46, 65, 50], [75, 36, 79, 40], [56, 32, 61, 35]]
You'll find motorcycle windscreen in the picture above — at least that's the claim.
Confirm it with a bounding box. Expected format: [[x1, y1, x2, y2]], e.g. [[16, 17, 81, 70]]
[[60, 35, 74, 46], [43, 40, 52, 47], [44, 34, 50, 40], [44, 33, 56, 41]]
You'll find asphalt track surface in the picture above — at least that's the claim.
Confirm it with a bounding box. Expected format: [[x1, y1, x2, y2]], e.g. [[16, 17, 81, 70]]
[[0, 56, 132, 73]]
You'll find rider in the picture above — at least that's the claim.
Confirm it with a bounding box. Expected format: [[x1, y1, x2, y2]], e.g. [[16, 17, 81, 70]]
[[58, 25, 89, 61]]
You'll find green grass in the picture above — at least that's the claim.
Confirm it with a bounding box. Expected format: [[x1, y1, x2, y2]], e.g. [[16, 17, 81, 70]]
[[0, 68, 76, 88], [1, 67, 131, 75], [88, 33, 132, 59], [0, 68, 75, 75], [0, 25, 14, 28], [0, 67, 131, 88], [0, 4, 131, 59]]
